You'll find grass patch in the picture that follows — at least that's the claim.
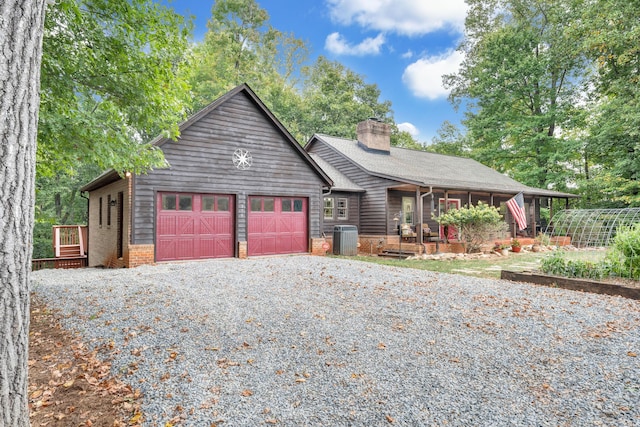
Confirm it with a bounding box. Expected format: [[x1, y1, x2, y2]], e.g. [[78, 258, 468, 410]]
[[341, 250, 607, 280]]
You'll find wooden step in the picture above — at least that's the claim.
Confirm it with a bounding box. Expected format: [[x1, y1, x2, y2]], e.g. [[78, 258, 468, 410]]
[[379, 249, 420, 258]]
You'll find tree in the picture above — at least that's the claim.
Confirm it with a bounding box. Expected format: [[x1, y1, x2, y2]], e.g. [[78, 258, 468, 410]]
[[299, 56, 395, 142], [38, 0, 192, 176], [579, 0, 640, 206], [445, 0, 588, 191], [1, 1, 46, 424], [427, 120, 470, 156], [189, 0, 308, 140]]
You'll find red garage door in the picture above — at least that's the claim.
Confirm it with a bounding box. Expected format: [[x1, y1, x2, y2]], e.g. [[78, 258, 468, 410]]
[[248, 196, 308, 256], [156, 193, 234, 261]]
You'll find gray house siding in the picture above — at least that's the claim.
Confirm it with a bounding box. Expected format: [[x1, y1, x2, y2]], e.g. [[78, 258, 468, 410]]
[[132, 91, 325, 246], [322, 191, 360, 234], [307, 141, 399, 235]]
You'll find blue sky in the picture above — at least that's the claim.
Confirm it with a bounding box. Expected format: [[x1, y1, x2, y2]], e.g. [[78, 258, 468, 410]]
[[164, 1, 469, 143]]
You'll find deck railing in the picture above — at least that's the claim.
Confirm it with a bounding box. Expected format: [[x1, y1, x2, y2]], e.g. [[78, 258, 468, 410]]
[[32, 257, 88, 271]]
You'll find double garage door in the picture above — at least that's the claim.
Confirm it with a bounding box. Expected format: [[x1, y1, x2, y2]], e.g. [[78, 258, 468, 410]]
[[156, 193, 307, 261]]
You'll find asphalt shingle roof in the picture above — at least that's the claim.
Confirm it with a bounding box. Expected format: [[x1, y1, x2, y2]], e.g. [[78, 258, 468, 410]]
[[308, 153, 364, 192], [311, 134, 576, 198]]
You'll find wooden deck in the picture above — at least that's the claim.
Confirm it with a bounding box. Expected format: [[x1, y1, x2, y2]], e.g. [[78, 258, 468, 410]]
[[32, 257, 88, 271], [32, 225, 88, 270]]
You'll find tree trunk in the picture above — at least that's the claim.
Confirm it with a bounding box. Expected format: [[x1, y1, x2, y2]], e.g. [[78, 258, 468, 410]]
[[0, 0, 46, 425]]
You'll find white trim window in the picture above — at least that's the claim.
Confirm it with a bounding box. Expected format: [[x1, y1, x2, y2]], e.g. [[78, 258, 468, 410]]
[[324, 197, 334, 220], [337, 198, 348, 220]]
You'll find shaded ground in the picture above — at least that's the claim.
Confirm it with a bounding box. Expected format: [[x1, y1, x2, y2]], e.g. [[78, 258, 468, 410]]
[[29, 294, 142, 426]]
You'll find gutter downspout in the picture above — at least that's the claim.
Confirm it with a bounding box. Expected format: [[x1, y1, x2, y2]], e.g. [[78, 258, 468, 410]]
[[81, 191, 89, 256]]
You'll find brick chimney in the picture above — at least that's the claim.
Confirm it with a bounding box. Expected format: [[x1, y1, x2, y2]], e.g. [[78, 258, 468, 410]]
[[357, 119, 391, 154]]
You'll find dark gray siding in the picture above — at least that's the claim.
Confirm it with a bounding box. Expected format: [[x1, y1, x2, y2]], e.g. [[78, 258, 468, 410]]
[[322, 192, 360, 234], [132, 91, 325, 245], [308, 141, 399, 235]]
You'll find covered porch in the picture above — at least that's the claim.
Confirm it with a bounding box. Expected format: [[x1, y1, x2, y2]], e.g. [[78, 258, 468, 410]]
[[384, 183, 576, 249]]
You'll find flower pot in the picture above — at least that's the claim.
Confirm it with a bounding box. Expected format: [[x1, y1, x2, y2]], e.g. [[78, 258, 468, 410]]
[[501, 249, 509, 256], [511, 246, 521, 253]]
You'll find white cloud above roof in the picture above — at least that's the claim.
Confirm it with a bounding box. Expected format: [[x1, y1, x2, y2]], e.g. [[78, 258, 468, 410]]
[[397, 122, 419, 137], [325, 32, 386, 56], [402, 50, 464, 100], [326, 0, 468, 35]]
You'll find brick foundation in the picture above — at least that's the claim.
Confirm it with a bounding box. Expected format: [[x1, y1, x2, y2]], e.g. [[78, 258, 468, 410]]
[[238, 241, 248, 259], [310, 237, 328, 256], [125, 244, 155, 268]]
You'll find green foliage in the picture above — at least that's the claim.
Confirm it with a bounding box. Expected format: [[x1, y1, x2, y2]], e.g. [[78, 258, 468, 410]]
[[188, 0, 417, 147], [39, 0, 192, 176], [541, 225, 640, 281], [189, 0, 308, 128], [299, 56, 395, 142], [435, 202, 506, 253], [607, 224, 640, 280], [446, 0, 589, 191], [427, 121, 470, 156], [579, 0, 640, 203], [540, 250, 613, 280], [536, 232, 551, 246]]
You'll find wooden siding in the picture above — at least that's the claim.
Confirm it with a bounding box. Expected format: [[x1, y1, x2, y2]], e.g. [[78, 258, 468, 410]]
[[322, 192, 360, 235], [132, 91, 325, 245], [308, 142, 399, 235]]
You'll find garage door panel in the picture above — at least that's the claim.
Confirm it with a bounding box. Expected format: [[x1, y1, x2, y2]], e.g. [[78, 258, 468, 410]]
[[159, 216, 176, 235], [178, 216, 195, 235], [175, 239, 195, 259], [157, 193, 234, 261], [248, 196, 308, 256]]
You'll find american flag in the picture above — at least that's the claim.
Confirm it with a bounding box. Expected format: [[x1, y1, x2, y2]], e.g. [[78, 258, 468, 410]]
[[506, 192, 527, 231]]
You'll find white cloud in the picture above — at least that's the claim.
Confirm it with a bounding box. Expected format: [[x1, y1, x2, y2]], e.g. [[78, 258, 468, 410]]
[[401, 50, 414, 59], [402, 50, 464, 100], [398, 122, 419, 137], [326, 0, 468, 36], [325, 32, 385, 56]]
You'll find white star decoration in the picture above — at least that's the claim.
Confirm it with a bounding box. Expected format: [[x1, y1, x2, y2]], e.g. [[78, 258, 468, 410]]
[[232, 148, 252, 170]]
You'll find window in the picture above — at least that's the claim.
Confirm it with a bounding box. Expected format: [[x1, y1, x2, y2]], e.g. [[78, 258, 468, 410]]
[[178, 195, 192, 211], [337, 198, 348, 220], [162, 194, 176, 210], [202, 196, 215, 211], [107, 195, 112, 227], [282, 199, 292, 212], [250, 198, 262, 212], [402, 197, 414, 224], [99, 197, 103, 227], [324, 197, 334, 220], [264, 198, 274, 212], [217, 196, 229, 212], [293, 199, 303, 212]]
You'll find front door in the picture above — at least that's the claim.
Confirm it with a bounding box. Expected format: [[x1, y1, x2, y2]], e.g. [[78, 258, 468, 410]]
[[439, 198, 460, 241]]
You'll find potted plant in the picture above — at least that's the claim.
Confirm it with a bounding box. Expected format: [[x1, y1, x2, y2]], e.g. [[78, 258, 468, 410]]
[[511, 238, 522, 253], [497, 243, 511, 256]]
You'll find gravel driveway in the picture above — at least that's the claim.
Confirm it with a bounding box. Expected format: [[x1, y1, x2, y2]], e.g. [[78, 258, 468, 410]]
[[32, 256, 640, 426]]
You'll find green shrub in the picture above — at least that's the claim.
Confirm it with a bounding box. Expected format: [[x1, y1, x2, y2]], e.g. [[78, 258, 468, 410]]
[[607, 224, 640, 280], [540, 250, 612, 280], [435, 202, 507, 253], [536, 232, 551, 246]]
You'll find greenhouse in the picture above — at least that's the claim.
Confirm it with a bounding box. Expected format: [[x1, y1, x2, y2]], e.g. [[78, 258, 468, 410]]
[[546, 208, 640, 248]]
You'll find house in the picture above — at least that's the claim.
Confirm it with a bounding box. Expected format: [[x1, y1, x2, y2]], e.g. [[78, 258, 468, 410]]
[[305, 119, 577, 253], [80, 84, 332, 267]]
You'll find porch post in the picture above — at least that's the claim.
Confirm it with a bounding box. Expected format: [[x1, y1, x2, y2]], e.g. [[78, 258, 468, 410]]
[[468, 192, 472, 207], [531, 197, 536, 237], [416, 187, 422, 246]]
